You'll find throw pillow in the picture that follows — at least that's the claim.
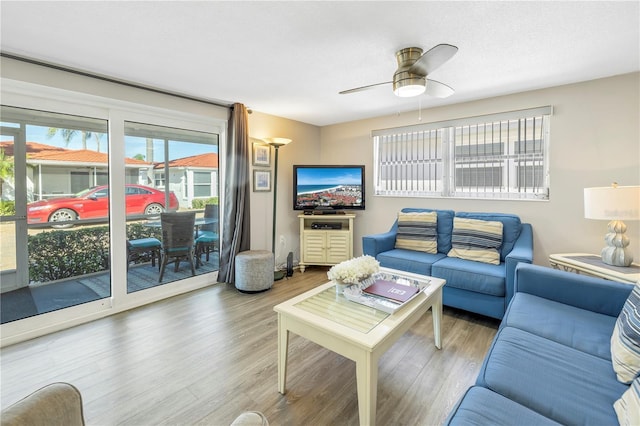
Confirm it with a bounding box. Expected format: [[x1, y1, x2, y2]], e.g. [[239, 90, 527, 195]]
[[611, 284, 640, 384], [614, 376, 640, 426], [395, 211, 438, 253], [447, 217, 503, 265]]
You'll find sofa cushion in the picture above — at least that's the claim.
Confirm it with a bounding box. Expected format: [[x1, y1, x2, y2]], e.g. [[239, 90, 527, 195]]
[[446, 386, 561, 426], [455, 212, 522, 260], [478, 326, 627, 425], [376, 248, 446, 276], [400, 208, 454, 253], [394, 211, 438, 253], [504, 292, 617, 360], [611, 284, 640, 383], [448, 217, 503, 265], [614, 376, 640, 426], [432, 256, 505, 297]]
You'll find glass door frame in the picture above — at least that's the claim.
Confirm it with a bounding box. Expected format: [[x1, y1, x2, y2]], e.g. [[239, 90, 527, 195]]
[[1, 80, 226, 347], [0, 125, 28, 289]]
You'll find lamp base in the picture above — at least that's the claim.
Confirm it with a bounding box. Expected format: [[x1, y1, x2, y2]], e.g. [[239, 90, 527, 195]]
[[601, 247, 634, 267], [600, 220, 634, 267], [274, 270, 286, 281]]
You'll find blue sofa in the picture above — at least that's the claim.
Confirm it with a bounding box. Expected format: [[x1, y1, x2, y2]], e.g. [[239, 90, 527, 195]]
[[362, 208, 533, 319], [446, 263, 634, 425]]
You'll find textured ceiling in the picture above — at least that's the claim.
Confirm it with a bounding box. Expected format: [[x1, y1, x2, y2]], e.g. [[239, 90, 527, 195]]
[[1, 1, 638, 126]]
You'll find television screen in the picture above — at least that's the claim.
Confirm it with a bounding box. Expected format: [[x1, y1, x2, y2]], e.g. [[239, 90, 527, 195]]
[[293, 165, 365, 210]]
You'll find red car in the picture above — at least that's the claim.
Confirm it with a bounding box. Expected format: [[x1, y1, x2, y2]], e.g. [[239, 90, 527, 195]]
[[27, 184, 179, 228]]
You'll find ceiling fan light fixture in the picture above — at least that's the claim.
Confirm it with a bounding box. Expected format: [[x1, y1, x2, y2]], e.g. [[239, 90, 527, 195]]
[[393, 80, 426, 97], [339, 44, 457, 98], [393, 72, 426, 97], [393, 47, 426, 98]]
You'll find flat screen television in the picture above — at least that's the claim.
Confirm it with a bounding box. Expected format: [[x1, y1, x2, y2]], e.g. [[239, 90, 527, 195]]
[[293, 165, 365, 211]]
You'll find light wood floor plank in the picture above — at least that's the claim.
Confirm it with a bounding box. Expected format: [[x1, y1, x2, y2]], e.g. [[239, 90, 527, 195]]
[[1, 267, 498, 425]]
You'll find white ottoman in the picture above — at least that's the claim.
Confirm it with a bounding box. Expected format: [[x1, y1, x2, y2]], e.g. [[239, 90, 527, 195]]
[[235, 250, 274, 293]]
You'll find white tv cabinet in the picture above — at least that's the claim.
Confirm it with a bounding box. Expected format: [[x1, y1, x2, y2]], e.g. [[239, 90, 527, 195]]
[[298, 213, 355, 273]]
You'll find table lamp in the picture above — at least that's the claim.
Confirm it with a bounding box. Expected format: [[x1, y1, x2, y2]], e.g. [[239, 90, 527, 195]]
[[584, 184, 640, 267], [265, 137, 292, 280]]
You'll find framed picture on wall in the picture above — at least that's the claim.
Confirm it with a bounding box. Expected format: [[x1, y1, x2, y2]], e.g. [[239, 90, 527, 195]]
[[252, 143, 271, 167], [253, 170, 271, 192]]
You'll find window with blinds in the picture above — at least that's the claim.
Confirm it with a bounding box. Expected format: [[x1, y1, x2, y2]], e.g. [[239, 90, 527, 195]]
[[373, 106, 552, 200]]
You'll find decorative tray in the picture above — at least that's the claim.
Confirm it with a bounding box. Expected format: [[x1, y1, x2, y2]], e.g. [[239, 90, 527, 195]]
[[343, 271, 431, 314]]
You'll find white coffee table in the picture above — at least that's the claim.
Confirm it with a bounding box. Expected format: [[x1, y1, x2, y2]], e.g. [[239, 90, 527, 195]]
[[274, 267, 445, 426]]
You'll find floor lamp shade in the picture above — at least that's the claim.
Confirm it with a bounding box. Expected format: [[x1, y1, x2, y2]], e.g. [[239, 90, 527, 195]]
[[584, 185, 640, 267]]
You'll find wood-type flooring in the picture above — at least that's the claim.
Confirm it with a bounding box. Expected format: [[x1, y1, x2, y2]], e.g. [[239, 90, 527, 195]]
[[0, 267, 499, 425]]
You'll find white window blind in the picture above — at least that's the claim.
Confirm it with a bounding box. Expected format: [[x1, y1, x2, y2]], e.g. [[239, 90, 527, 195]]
[[372, 106, 552, 200]]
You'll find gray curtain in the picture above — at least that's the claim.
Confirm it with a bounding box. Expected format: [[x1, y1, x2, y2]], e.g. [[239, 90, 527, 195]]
[[217, 103, 251, 283]]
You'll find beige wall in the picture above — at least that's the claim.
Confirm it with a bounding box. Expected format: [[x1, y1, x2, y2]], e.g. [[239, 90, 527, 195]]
[[319, 73, 640, 266], [247, 112, 321, 268]]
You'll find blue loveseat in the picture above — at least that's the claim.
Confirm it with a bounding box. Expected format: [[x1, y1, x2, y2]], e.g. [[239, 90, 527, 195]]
[[362, 208, 533, 319], [445, 263, 635, 425]]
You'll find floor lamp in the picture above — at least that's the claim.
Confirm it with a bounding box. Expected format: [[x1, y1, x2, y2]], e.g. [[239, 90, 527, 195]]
[[265, 137, 292, 280]]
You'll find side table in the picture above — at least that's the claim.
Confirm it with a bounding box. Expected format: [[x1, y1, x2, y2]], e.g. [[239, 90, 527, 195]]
[[549, 253, 640, 284]]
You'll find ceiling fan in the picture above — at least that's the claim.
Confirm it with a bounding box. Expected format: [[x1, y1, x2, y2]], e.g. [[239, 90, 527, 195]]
[[339, 44, 458, 98]]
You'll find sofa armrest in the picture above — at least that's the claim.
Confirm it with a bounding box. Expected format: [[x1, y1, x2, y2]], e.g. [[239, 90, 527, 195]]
[[362, 231, 396, 257], [504, 223, 533, 307], [1, 382, 85, 426], [514, 263, 633, 317]]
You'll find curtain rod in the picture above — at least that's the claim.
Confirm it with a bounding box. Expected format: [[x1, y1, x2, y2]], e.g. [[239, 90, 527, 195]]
[[1, 52, 234, 109]]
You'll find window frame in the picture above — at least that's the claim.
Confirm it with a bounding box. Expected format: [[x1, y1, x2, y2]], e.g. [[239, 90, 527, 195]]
[[373, 106, 552, 201]]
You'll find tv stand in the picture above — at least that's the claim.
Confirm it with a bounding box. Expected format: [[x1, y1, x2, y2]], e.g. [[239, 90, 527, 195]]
[[299, 213, 355, 273]]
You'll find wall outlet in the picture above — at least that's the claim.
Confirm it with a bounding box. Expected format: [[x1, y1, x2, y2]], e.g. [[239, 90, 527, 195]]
[[279, 235, 285, 245]]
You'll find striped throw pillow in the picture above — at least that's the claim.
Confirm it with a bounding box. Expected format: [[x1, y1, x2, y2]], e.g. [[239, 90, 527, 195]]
[[395, 211, 438, 253], [615, 376, 640, 426], [447, 217, 503, 265], [611, 284, 640, 384]]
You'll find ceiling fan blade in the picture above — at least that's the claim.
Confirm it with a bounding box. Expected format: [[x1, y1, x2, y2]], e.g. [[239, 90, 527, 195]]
[[339, 81, 392, 95], [425, 79, 455, 98], [409, 44, 458, 76]]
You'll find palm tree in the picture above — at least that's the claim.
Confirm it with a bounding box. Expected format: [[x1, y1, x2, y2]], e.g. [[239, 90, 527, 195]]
[[46, 128, 105, 152], [0, 148, 15, 200]]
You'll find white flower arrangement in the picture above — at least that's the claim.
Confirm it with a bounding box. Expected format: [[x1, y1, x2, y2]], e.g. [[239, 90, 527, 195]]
[[327, 255, 380, 284]]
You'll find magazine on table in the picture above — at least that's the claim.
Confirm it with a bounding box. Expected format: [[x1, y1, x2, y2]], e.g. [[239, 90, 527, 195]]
[[363, 279, 419, 303], [343, 271, 431, 314]]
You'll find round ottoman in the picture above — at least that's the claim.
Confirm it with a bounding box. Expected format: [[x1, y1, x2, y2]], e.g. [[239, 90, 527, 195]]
[[235, 250, 274, 293]]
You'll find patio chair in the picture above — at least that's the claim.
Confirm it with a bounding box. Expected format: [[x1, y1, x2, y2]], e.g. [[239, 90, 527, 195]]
[[159, 211, 196, 282], [195, 204, 219, 267], [127, 238, 162, 270]]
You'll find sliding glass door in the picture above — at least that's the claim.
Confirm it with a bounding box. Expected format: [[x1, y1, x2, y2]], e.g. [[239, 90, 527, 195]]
[[0, 106, 110, 323], [0, 85, 224, 348], [124, 122, 220, 292]]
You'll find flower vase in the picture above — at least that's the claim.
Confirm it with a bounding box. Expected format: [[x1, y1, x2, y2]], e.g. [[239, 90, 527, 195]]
[[335, 281, 350, 295]]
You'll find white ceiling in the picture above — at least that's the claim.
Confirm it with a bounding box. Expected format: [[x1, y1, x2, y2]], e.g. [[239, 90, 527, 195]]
[[1, 1, 638, 127]]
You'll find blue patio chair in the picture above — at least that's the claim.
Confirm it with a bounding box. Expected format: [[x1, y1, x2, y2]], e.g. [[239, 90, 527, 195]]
[[195, 204, 219, 267], [159, 211, 196, 282], [127, 238, 162, 270]]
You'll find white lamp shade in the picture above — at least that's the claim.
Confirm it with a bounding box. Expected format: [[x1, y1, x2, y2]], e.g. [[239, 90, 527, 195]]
[[264, 137, 292, 147], [584, 185, 640, 220]]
